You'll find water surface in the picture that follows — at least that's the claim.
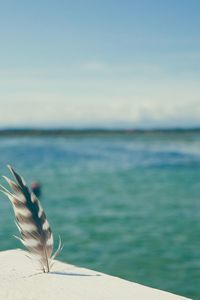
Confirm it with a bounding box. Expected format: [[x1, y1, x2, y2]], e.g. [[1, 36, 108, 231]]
[[0, 132, 199, 299]]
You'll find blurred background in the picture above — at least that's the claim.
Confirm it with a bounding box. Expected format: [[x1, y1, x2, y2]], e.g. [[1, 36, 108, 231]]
[[0, 1, 200, 299]]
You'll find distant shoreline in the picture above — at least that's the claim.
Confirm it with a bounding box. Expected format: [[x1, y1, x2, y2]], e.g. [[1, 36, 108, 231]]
[[0, 128, 200, 137]]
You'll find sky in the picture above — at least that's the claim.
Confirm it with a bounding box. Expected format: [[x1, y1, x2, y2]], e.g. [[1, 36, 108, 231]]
[[0, 0, 200, 128]]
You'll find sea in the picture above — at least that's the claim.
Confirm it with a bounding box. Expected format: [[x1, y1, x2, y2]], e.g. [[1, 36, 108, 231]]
[[0, 130, 199, 299]]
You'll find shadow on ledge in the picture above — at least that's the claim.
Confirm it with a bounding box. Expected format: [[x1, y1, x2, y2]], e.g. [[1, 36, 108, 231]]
[[49, 271, 101, 277]]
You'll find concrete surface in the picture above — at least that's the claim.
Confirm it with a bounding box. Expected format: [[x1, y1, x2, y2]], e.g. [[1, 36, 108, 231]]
[[0, 249, 190, 300]]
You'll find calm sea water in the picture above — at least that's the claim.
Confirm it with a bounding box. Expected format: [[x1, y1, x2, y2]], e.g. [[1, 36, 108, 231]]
[[0, 132, 199, 299]]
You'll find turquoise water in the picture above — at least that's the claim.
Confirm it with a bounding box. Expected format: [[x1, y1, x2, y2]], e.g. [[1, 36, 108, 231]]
[[0, 132, 199, 299]]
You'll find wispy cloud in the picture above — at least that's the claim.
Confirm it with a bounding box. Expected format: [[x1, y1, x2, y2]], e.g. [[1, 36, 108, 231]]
[[81, 61, 109, 72]]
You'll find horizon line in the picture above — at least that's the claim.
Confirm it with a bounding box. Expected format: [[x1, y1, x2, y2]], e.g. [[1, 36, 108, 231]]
[[0, 127, 200, 133]]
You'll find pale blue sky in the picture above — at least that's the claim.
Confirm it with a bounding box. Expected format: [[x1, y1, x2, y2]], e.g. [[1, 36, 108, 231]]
[[0, 0, 200, 128]]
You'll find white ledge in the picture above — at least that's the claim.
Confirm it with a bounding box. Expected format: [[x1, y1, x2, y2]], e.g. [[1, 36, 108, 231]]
[[0, 249, 190, 300]]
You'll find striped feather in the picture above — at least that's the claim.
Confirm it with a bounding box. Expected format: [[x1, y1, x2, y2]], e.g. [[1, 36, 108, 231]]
[[0, 165, 58, 273]]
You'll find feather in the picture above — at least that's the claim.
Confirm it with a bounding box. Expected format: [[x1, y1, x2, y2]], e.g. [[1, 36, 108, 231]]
[[0, 165, 59, 273]]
